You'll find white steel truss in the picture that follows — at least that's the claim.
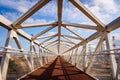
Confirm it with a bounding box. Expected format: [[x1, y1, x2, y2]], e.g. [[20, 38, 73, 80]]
[[0, 0, 120, 80]]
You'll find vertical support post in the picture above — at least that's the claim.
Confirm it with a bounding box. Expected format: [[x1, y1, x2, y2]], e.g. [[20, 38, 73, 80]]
[[116, 53, 120, 80], [77, 45, 86, 68], [86, 34, 105, 73], [13, 33, 33, 71], [33, 45, 41, 68], [68, 51, 72, 63], [74, 48, 78, 66], [30, 41, 34, 70], [105, 33, 117, 80], [0, 66, 2, 80], [82, 44, 87, 72], [39, 47, 43, 66], [70, 50, 73, 63], [41, 48, 45, 65], [71, 49, 75, 65], [44, 50, 47, 64], [1, 30, 13, 80], [45, 50, 48, 63]]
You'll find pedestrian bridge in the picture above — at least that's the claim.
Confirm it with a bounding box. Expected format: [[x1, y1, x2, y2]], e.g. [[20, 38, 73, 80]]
[[0, 0, 120, 80]]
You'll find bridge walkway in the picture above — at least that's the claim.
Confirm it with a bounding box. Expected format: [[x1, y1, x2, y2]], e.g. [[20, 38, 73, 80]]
[[20, 57, 95, 80]]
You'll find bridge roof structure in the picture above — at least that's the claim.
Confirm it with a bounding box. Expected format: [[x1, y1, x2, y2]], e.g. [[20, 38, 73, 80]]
[[0, 0, 120, 55], [0, 0, 120, 80]]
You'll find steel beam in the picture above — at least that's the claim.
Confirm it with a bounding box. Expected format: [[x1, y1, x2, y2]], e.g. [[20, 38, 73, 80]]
[[106, 17, 120, 32], [1, 30, 13, 80], [61, 36, 77, 45], [37, 33, 58, 39], [30, 41, 35, 70], [70, 0, 105, 31], [62, 31, 103, 54], [44, 39, 58, 47], [21, 22, 57, 28], [46, 42, 58, 48], [105, 33, 117, 79], [57, 0, 63, 54], [63, 26, 85, 40], [0, 15, 12, 29], [0, 66, 2, 80], [0, 15, 55, 56], [39, 34, 57, 45], [61, 34, 80, 40], [61, 40, 76, 45], [86, 34, 105, 73], [32, 26, 56, 40], [13, 31, 33, 71], [62, 22, 97, 30], [77, 45, 86, 68], [13, 0, 50, 28], [17, 29, 31, 40]]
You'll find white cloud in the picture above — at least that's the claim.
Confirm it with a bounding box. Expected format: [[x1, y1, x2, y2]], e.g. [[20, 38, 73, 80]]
[[1, 0, 120, 25], [0, 0, 37, 13], [85, 0, 120, 24], [2, 12, 20, 22], [39, 1, 57, 17], [25, 18, 47, 24], [93, 0, 118, 14], [47, 31, 57, 36], [2, 12, 48, 24], [62, 3, 95, 25], [17, 6, 28, 13]]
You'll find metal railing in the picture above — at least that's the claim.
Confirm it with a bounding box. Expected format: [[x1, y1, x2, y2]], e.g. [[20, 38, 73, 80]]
[[0, 47, 56, 80], [63, 48, 120, 80]]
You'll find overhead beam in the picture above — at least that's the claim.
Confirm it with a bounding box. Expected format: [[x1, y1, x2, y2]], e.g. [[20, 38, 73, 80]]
[[59, 43, 73, 47], [37, 33, 57, 39], [21, 22, 57, 28], [0, 15, 55, 54], [62, 22, 97, 30], [16, 29, 31, 40], [63, 26, 85, 40], [70, 0, 105, 31], [61, 34, 80, 40], [39, 34, 57, 45], [63, 31, 103, 54], [44, 39, 58, 47], [61, 36, 77, 45], [0, 15, 12, 29], [32, 26, 56, 40], [13, 0, 50, 28], [57, 0, 63, 54], [46, 42, 58, 48], [61, 40, 76, 45], [60, 41, 74, 46], [63, 16, 120, 54], [40, 45, 56, 55], [106, 17, 120, 32]]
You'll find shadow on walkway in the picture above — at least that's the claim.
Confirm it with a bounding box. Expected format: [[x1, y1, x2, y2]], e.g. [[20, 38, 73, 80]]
[[20, 57, 96, 80]]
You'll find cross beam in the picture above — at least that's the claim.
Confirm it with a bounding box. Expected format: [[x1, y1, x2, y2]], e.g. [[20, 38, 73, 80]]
[[21, 22, 57, 28], [62, 16, 120, 54], [13, 0, 50, 28], [62, 22, 97, 30], [70, 0, 105, 31], [63, 26, 85, 40], [32, 26, 56, 40], [57, 0, 63, 54]]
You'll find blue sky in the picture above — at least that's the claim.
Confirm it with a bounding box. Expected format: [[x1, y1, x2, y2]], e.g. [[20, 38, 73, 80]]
[[0, 0, 120, 52]]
